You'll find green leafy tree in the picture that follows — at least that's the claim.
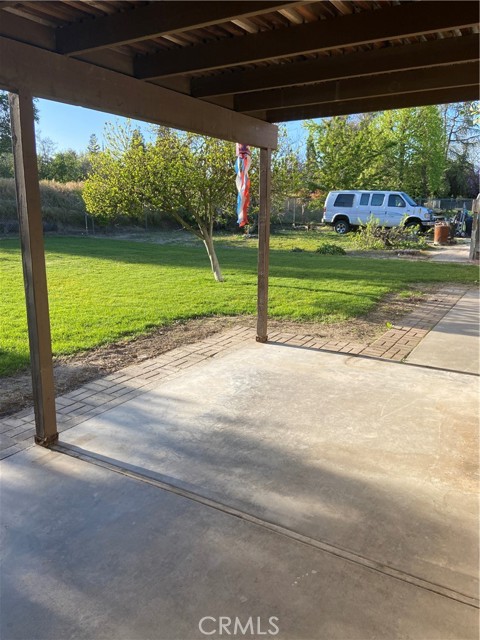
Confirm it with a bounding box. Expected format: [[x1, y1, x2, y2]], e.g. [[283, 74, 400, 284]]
[[305, 114, 383, 193], [146, 127, 235, 281], [41, 149, 89, 182], [375, 106, 446, 198], [83, 123, 236, 281], [83, 123, 148, 222], [305, 106, 448, 200]]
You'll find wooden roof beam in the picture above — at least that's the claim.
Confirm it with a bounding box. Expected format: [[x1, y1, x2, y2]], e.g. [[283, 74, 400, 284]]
[[135, 1, 479, 79], [262, 86, 480, 122], [236, 61, 480, 112], [56, 1, 301, 55], [192, 34, 479, 98], [0, 37, 277, 149]]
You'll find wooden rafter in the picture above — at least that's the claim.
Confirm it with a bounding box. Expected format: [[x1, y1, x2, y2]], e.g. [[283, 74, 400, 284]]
[[56, 1, 301, 55], [134, 1, 479, 79], [262, 85, 480, 122], [192, 34, 480, 98], [0, 37, 278, 148], [236, 62, 480, 112]]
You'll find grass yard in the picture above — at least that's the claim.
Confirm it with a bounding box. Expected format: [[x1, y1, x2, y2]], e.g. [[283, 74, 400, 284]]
[[1, 234, 477, 377], [219, 228, 355, 251]]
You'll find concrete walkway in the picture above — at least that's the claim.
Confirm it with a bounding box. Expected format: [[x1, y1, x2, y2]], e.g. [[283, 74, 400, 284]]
[[406, 289, 480, 374], [429, 240, 473, 263], [2, 338, 479, 638]]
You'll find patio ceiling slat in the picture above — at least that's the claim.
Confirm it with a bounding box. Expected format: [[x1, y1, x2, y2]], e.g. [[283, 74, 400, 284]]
[[191, 34, 480, 98], [262, 85, 480, 122], [56, 1, 301, 55], [133, 1, 479, 79], [235, 61, 480, 113]]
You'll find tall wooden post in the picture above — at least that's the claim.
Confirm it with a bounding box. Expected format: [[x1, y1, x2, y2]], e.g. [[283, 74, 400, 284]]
[[256, 147, 272, 342], [469, 194, 480, 261], [9, 92, 58, 446]]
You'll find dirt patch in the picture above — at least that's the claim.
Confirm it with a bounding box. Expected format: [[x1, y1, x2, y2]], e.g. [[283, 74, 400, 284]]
[[0, 284, 439, 417]]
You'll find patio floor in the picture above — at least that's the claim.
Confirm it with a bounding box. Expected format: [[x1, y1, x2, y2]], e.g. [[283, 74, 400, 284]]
[[1, 323, 478, 638]]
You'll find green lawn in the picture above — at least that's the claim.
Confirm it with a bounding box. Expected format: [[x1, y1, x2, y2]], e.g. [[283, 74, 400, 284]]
[[1, 234, 477, 377]]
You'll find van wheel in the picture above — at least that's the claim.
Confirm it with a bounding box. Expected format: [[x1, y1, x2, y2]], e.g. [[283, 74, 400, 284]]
[[404, 218, 422, 230], [334, 218, 350, 234]]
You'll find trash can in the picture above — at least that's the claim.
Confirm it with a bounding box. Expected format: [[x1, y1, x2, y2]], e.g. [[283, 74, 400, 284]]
[[434, 222, 450, 245]]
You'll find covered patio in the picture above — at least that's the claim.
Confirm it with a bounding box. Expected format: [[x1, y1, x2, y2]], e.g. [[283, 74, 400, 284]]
[[2, 312, 479, 637], [0, 1, 479, 637]]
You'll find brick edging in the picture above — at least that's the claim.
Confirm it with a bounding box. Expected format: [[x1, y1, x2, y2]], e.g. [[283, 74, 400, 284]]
[[0, 286, 470, 459]]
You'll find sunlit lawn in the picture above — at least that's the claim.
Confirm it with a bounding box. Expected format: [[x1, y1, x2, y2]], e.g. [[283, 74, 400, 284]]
[[1, 234, 477, 376], [218, 227, 355, 251]]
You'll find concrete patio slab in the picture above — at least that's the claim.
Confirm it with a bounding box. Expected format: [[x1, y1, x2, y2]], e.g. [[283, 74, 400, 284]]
[[1, 446, 478, 640], [406, 289, 480, 373], [2, 301, 479, 639], [56, 342, 479, 602]]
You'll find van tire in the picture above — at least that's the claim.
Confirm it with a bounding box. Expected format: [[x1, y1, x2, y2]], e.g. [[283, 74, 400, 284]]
[[404, 218, 423, 230], [334, 218, 350, 234]]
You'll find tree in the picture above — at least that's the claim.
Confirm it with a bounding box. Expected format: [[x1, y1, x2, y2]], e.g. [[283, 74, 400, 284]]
[[40, 149, 89, 182], [87, 133, 101, 155], [304, 106, 449, 200], [442, 102, 480, 163], [303, 131, 319, 193], [82, 124, 146, 222], [0, 90, 39, 154], [445, 152, 479, 198], [83, 123, 236, 281], [375, 106, 446, 198], [146, 127, 235, 281], [441, 102, 480, 197], [305, 114, 382, 193]]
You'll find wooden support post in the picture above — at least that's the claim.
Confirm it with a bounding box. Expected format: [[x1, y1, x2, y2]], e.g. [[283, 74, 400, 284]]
[[256, 147, 272, 343], [469, 194, 480, 261], [9, 92, 58, 446]]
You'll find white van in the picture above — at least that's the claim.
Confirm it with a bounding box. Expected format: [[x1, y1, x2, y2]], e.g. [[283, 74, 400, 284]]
[[322, 190, 435, 234]]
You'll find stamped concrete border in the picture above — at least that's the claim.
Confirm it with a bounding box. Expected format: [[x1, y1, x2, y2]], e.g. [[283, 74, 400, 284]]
[[0, 285, 471, 459]]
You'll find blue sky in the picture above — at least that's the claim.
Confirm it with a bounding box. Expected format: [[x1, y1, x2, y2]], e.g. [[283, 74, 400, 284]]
[[36, 98, 307, 153]]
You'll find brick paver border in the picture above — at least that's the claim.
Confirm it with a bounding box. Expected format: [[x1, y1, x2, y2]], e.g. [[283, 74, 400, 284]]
[[269, 285, 470, 361], [0, 286, 471, 459]]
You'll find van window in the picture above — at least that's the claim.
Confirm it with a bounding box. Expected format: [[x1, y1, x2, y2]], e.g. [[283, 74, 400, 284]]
[[401, 192, 417, 206], [388, 194, 406, 208], [360, 193, 370, 206], [333, 193, 354, 208], [371, 193, 385, 206]]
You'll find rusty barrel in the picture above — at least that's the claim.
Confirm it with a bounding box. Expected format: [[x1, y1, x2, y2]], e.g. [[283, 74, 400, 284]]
[[434, 222, 450, 245]]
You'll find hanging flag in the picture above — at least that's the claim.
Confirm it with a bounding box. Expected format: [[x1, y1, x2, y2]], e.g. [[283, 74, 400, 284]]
[[235, 143, 251, 228]]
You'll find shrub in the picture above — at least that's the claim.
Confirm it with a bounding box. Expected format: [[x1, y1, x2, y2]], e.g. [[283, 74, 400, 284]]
[[352, 217, 385, 250], [315, 243, 346, 255], [353, 216, 429, 251]]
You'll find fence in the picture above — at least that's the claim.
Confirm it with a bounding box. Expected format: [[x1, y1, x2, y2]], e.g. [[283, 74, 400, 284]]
[[424, 198, 474, 211]]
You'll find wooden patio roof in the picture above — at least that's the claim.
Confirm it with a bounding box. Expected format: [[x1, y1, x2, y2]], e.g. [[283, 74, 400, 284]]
[[0, 0, 479, 147]]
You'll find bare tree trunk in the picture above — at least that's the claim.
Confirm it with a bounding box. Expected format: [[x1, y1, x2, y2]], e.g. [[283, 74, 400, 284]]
[[203, 231, 224, 282]]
